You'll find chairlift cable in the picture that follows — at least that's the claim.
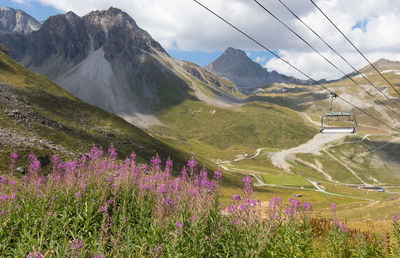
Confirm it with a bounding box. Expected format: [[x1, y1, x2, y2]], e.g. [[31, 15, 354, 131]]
[[309, 0, 400, 98], [278, 0, 400, 111], [253, 0, 400, 116], [193, 0, 399, 132]]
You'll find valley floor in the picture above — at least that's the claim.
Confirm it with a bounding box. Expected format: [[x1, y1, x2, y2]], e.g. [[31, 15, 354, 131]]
[[214, 113, 400, 227]]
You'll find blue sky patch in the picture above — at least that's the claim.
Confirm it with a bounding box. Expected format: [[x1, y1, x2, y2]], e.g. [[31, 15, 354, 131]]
[[352, 18, 369, 32], [2, 0, 62, 21]]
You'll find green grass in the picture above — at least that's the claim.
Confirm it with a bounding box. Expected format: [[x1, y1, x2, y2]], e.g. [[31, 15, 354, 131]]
[[261, 174, 312, 187], [151, 100, 317, 160], [0, 51, 194, 174]]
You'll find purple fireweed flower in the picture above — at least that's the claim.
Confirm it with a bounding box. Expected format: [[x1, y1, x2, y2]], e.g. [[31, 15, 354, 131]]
[[165, 198, 174, 207], [0, 211, 6, 216], [51, 155, 59, 164], [240, 204, 248, 212], [181, 168, 188, 179], [124, 158, 131, 165], [187, 157, 198, 171], [10, 152, 18, 165], [175, 222, 184, 228], [151, 155, 162, 170], [285, 208, 294, 216], [140, 163, 149, 172], [340, 222, 348, 233], [89, 146, 104, 159], [28, 252, 43, 258], [39, 176, 46, 184], [242, 175, 253, 196], [330, 202, 337, 211], [29, 160, 41, 173], [0, 175, 8, 185], [271, 214, 281, 221], [99, 206, 105, 212], [207, 181, 217, 191], [75, 192, 82, 197], [152, 245, 163, 254], [28, 154, 37, 162], [190, 188, 199, 196], [157, 184, 168, 194], [54, 174, 61, 181], [205, 236, 210, 240], [269, 197, 282, 208], [14, 205, 18, 210], [165, 158, 173, 172], [232, 194, 241, 201], [172, 180, 181, 191], [64, 161, 78, 173], [290, 199, 301, 209], [199, 170, 208, 186], [68, 238, 83, 250], [80, 155, 87, 166], [0, 195, 9, 201], [393, 214, 399, 221], [107, 146, 118, 159], [130, 153, 136, 160], [303, 201, 313, 211], [247, 199, 257, 206], [213, 170, 222, 181]]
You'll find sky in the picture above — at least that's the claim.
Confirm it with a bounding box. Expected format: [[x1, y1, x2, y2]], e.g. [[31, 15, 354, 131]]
[[3, 0, 400, 80]]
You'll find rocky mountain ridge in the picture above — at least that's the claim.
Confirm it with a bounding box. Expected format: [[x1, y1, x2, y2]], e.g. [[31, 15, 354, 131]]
[[0, 7, 40, 34], [0, 7, 241, 128], [206, 47, 304, 91]]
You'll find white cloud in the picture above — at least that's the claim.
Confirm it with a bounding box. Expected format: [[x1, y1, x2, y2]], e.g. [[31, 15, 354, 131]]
[[17, 0, 400, 79], [255, 56, 266, 64], [265, 50, 400, 80]]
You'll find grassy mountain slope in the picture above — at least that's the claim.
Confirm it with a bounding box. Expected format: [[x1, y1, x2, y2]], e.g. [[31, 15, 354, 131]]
[[0, 50, 193, 173], [149, 99, 318, 161]]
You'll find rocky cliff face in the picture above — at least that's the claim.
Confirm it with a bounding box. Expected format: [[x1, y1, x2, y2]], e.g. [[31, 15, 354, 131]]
[[0, 7, 194, 128], [0, 7, 40, 34], [206, 47, 293, 91]]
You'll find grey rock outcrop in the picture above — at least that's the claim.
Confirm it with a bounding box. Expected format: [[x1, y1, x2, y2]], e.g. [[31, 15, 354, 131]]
[[0, 7, 192, 128], [0, 7, 40, 34]]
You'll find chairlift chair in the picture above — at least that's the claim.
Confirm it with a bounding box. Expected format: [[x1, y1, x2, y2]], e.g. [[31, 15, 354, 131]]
[[320, 92, 357, 134]]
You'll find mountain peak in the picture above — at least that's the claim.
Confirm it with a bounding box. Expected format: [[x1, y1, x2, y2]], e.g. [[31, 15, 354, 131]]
[[106, 7, 126, 15], [222, 47, 249, 59], [0, 6, 41, 34], [65, 11, 79, 20], [85, 7, 134, 22], [206, 47, 292, 90], [373, 58, 400, 69], [0, 7, 13, 11]]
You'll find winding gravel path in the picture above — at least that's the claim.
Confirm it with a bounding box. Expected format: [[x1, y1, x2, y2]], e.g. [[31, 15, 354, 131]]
[[269, 133, 347, 172]]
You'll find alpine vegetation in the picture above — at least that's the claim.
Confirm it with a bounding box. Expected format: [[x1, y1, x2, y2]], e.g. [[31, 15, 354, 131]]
[[0, 147, 399, 257]]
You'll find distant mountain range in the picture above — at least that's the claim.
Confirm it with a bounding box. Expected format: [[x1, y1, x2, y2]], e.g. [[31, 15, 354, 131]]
[[0, 7, 241, 128], [1, 5, 399, 129]]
